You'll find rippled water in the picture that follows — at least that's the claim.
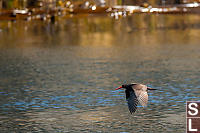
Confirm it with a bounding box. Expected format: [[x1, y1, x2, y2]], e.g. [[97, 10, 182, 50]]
[[0, 14, 200, 132]]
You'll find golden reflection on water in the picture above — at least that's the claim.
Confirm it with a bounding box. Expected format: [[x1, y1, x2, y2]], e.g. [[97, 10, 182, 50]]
[[1, 14, 200, 48]]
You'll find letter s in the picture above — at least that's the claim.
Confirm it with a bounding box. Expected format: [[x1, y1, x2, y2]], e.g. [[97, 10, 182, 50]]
[[188, 103, 198, 116]]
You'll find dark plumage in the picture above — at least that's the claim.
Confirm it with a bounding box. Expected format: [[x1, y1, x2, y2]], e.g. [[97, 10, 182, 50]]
[[115, 83, 156, 114]]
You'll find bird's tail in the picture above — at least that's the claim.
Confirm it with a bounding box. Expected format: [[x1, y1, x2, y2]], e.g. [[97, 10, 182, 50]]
[[147, 87, 157, 90]]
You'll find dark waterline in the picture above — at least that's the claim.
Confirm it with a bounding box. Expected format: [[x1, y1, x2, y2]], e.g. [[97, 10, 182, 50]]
[[0, 14, 200, 132]]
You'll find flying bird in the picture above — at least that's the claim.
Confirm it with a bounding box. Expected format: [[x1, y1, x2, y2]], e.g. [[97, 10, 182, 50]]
[[115, 83, 156, 114]]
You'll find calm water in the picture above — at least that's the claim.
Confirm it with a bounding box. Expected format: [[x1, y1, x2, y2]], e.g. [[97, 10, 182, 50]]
[[0, 14, 200, 132]]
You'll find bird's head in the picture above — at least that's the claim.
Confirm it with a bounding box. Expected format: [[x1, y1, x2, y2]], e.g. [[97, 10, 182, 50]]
[[115, 85, 124, 90], [115, 84, 134, 90]]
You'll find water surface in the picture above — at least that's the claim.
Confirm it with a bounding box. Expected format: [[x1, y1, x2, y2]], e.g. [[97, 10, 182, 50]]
[[0, 14, 200, 132]]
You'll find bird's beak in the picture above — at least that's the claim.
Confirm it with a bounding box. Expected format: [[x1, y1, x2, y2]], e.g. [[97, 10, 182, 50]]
[[147, 87, 157, 90], [115, 86, 123, 90]]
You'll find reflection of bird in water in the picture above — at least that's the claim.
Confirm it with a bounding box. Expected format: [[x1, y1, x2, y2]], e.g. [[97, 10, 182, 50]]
[[115, 83, 156, 114]]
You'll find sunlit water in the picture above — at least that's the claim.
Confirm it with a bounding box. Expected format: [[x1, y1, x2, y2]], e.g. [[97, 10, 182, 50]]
[[0, 14, 200, 132]]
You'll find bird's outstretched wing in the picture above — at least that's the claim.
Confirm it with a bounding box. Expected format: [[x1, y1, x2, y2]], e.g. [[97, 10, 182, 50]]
[[137, 91, 148, 107], [133, 85, 148, 107], [125, 89, 139, 114]]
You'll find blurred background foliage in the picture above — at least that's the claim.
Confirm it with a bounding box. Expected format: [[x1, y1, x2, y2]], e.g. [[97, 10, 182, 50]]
[[0, 0, 200, 9]]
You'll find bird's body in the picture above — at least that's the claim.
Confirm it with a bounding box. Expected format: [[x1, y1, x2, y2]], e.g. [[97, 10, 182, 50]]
[[115, 83, 156, 114]]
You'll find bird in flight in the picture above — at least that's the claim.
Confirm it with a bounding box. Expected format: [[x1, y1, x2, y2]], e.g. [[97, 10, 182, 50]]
[[115, 83, 156, 114]]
